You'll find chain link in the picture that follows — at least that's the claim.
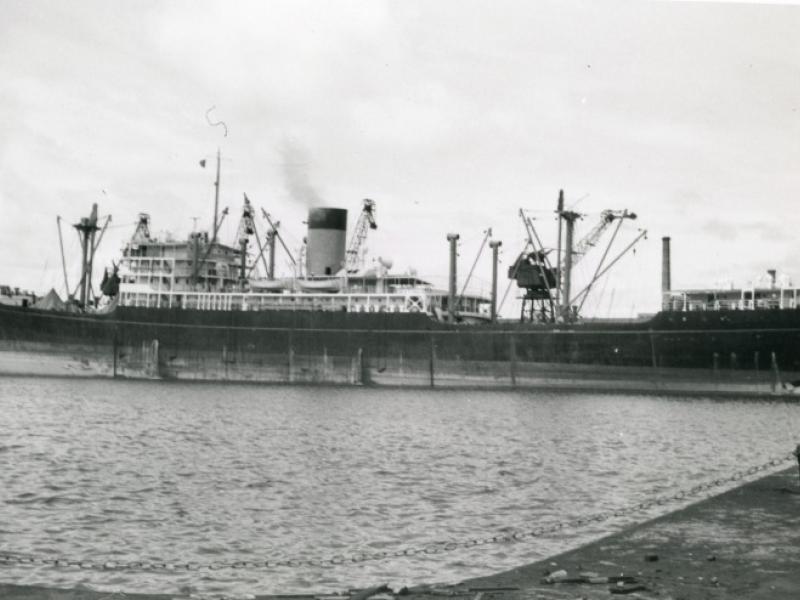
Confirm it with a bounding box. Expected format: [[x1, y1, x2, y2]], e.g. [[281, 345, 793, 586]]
[[1, 451, 795, 573]]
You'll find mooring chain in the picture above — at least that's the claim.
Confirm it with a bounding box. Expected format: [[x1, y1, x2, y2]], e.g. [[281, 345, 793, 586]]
[[1, 451, 795, 573]]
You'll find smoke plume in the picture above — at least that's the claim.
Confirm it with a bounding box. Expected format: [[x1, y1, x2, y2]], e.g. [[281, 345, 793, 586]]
[[279, 138, 323, 208]]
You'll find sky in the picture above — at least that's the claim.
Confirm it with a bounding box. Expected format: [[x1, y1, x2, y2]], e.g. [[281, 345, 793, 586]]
[[1, 0, 799, 317]]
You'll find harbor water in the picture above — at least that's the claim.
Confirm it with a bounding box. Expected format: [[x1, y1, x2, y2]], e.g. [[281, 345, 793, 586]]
[[1, 377, 799, 596]]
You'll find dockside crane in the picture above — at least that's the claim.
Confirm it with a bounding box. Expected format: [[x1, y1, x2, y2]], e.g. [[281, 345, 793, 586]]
[[346, 199, 377, 273], [507, 210, 559, 322], [508, 191, 643, 323]]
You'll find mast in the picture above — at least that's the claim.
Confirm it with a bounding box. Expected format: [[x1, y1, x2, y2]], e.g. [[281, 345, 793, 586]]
[[212, 148, 221, 243], [73, 204, 100, 307], [447, 233, 459, 322], [489, 240, 502, 322], [555, 190, 564, 310], [267, 230, 276, 280], [560, 208, 581, 320], [556, 195, 582, 321], [661, 236, 671, 309]]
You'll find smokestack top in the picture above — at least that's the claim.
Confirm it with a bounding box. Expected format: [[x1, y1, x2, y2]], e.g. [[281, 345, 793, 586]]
[[308, 207, 347, 230]]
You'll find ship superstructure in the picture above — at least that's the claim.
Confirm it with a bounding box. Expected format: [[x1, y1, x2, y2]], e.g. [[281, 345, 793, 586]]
[[116, 196, 490, 320], [659, 236, 800, 312], [664, 281, 800, 312]]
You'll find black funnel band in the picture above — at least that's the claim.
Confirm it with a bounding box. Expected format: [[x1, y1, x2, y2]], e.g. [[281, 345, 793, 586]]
[[308, 208, 347, 230]]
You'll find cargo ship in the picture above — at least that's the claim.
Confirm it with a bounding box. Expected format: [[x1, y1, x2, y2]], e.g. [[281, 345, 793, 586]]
[[1, 156, 799, 394]]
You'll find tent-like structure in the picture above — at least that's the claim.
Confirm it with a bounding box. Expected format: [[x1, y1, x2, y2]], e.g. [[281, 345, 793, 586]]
[[35, 288, 66, 311]]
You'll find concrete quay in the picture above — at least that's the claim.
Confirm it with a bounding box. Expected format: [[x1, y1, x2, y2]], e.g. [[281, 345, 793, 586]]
[[1, 467, 799, 600], [452, 466, 800, 599]]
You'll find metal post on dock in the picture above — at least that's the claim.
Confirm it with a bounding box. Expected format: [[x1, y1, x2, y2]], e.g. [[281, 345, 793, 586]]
[[509, 334, 517, 387], [288, 332, 295, 383], [649, 329, 658, 369], [112, 331, 118, 378], [429, 334, 436, 387], [771, 351, 781, 392]]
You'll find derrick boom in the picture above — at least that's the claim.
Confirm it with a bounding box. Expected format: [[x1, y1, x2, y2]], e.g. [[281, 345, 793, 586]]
[[571, 209, 637, 267]]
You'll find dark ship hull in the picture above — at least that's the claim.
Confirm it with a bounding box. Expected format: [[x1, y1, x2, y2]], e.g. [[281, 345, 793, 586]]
[[2, 302, 798, 395]]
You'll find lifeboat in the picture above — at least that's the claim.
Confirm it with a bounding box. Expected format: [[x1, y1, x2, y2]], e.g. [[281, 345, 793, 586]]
[[296, 278, 343, 293], [250, 279, 287, 292]]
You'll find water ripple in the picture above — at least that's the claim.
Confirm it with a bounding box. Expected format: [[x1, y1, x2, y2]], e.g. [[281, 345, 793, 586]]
[[0, 377, 799, 596]]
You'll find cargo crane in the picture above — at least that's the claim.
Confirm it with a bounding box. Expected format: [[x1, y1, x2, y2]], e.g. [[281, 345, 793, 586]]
[[507, 209, 559, 322], [346, 199, 377, 273], [571, 209, 637, 268], [508, 249, 558, 322], [234, 194, 270, 283]]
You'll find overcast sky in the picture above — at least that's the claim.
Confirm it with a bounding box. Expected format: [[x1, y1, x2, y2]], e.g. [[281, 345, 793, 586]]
[[1, 0, 798, 316]]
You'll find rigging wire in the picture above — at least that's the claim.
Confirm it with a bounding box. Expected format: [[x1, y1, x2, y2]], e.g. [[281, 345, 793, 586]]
[[104, 221, 138, 230], [629, 242, 644, 317], [593, 268, 611, 317], [497, 238, 532, 316], [458, 229, 491, 302], [565, 192, 590, 211]]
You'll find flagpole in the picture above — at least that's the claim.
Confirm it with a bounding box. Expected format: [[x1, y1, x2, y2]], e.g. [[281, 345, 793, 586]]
[[212, 147, 221, 243]]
